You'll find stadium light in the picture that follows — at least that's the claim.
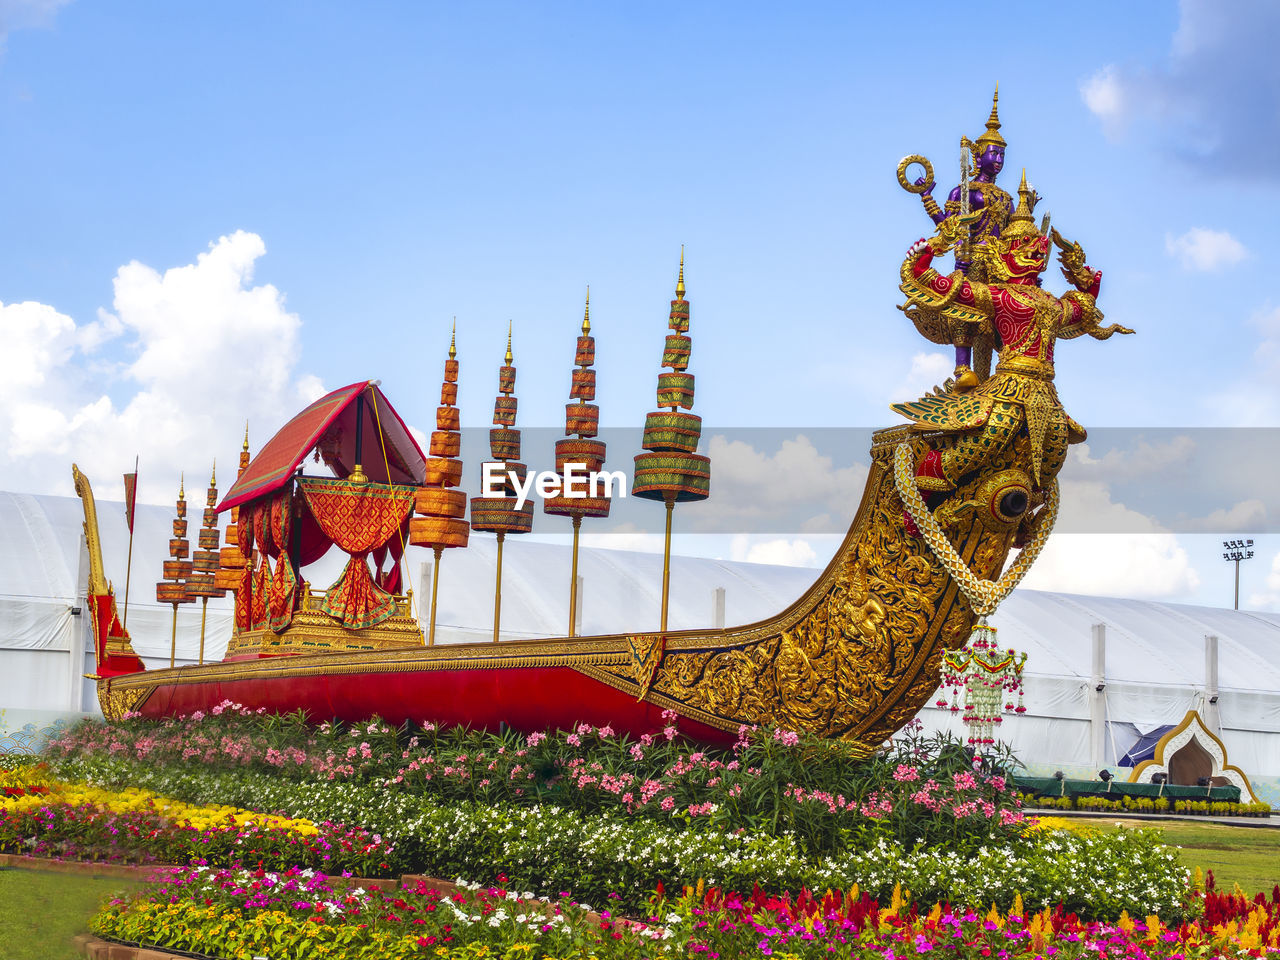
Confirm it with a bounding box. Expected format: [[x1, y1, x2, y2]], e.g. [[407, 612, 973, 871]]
[[1221, 539, 1256, 610]]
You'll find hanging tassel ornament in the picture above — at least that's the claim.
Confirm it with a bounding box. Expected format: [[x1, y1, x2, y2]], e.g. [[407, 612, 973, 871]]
[[939, 618, 1028, 750]]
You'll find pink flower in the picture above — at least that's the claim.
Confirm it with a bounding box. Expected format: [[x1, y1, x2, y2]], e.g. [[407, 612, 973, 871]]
[[893, 764, 920, 782]]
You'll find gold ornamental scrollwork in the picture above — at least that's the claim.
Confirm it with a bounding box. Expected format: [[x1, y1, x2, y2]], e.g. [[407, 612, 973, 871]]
[[589, 428, 1034, 752], [97, 683, 151, 721]]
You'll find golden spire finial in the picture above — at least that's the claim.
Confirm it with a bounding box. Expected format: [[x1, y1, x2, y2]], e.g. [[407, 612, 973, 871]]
[[505, 320, 513, 364], [974, 85, 1006, 152], [582, 287, 591, 336], [242, 421, 250, 452], [449, 317, 457, 360], [676, 246, 685, 299], [179, 473, 185, 500], [210, 460, 216, 487]]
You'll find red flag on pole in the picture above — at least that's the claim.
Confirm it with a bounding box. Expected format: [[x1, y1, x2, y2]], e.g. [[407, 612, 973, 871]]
[[123, 465, 138, 533]]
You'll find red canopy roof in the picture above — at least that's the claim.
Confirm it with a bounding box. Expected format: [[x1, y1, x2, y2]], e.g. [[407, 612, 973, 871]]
[[218, 381, 426, 513]]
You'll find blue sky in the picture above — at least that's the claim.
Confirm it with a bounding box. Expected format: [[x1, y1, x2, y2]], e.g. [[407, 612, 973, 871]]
[[2, 1, 1278, 609]]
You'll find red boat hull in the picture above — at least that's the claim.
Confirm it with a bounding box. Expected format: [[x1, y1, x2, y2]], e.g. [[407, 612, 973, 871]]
[[123, 660, 735, 744]]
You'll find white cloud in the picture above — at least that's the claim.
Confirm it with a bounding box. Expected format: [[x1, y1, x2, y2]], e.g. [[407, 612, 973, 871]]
[[891, 351, 952, 404], [1182, 499, 1267, 533], [1078, 0, 1280, 181], [1247, 549, 1280, 610], [1205, 303, 1280, 424], [0, 231, 323, 502], [729, 535, 819, 568], [1020, 533, 1200, 599], [692, 434, 869, 533], [0, 0, 70, 37], [1080, 65, 1128, 136], [1066, 437, 1196, 485], [1165, 228, 1248, 272], [1012, 437, 1201, 597]]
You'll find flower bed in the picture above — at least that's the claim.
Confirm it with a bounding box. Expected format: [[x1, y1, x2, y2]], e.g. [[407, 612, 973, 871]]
[[91, 867, 653, 960], [39, 712, 1199, 921], [0, 765, 394, 875], [41, 756, 1189, 918], [89, 868, 1279, 960], [48, 711, 1030, 857]]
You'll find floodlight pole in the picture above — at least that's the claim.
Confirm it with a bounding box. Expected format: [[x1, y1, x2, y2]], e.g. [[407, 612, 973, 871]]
[[1221, 539, 1256, 611]]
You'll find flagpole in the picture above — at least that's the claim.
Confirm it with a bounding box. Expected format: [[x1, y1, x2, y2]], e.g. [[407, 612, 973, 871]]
[[123, 455, 138, 630]]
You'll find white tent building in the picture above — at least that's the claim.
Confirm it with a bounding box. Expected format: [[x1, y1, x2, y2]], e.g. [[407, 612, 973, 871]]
[[2, 489, 1278, 802]]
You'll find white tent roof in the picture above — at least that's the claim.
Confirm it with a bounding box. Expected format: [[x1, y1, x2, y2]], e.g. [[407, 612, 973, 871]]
[[991, 591, 1280, 695]]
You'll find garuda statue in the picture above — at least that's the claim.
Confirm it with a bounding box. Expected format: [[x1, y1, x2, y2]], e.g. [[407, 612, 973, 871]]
[[895, 171, 1133, 507]]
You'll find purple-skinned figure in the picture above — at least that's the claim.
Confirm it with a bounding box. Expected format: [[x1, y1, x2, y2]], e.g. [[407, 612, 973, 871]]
[[911, 90, 1016, 389], [916, 89, 1014, 262]]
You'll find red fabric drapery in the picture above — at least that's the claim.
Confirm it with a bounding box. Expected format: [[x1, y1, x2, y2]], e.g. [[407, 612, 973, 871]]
[[235, 503, 254, 632], [371, 517, 410, 594], [294, 505, 332, 567], [268, 490, 297, 633], [297, 477, 415, 629], [250, 502, 272, 631]]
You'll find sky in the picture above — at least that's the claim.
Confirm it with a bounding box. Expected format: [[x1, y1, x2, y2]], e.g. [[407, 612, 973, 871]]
[[2, 0, 1279, 611]]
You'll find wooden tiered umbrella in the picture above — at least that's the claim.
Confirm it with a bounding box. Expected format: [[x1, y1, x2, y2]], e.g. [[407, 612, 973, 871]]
[[633, 250, 711, 632], [470, 324, 534, 641], [214, 427, 253, 636], [408, 324, 470, 645], [156, 476, 195, 667], [186, 463, 228, 664], [543, 290, 611, 636]]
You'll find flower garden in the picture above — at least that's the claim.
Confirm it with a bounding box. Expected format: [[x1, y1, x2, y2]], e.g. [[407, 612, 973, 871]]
[[3, 705, 1279, 957]]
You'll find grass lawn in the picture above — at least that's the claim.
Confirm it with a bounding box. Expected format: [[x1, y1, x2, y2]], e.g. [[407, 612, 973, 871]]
[[1100, 819, 1280, 896], [0, 868, 141, 960]]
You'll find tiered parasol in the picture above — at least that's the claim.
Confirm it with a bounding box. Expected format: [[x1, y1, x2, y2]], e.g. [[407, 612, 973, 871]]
[[543, 290, 611, 636], [632, 250, 711, 632], [470, 324, 534, 641], [409, 324, 471, 645], [155, 476, 195, 667], [215, 427, 253, 635], [186, 463, 227, 664]]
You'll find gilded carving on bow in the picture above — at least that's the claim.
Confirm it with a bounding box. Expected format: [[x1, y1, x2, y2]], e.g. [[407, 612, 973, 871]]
[[597, 431, 1027, 749], [97, 684, 150, 721]]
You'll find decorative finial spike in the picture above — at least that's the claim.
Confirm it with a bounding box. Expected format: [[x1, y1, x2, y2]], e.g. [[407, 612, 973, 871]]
[[505, 320, 513, 365], [449, 317, 457, 360], [676, 246, 686, 299], [974, 85, 1006, 152], [582, 287, 591, 335], [210, 460, 216, 487], [242, 421, 250, 452], [179, 473, 184, 499]]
